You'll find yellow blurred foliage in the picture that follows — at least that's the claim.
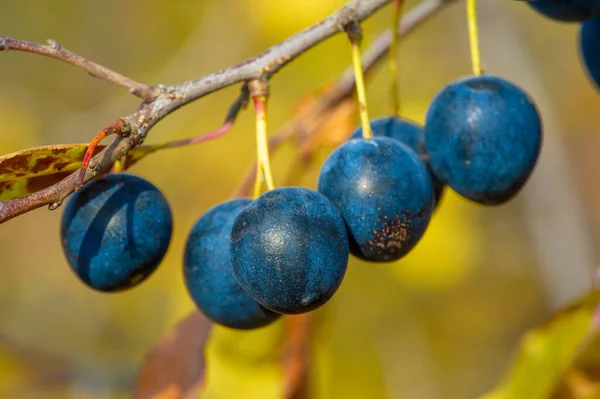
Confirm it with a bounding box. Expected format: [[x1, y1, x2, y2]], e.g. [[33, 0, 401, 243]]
[[0, 97, 40, 154], [246, 0, 348, 38], [201, 323, 286, 399]]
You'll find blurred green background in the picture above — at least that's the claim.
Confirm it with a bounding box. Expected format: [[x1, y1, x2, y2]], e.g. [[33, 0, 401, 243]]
[[0, 1, 599, 398]]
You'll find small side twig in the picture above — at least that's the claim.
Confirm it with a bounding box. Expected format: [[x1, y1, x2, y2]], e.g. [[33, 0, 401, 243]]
[[0, 36, 157, 101], [233, 0, 454, 197], [128, 84, 250, 152]]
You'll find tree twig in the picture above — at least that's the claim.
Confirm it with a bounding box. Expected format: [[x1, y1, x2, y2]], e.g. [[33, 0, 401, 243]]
[[0, 0, 453, 224], [0, 37, 158, 101]]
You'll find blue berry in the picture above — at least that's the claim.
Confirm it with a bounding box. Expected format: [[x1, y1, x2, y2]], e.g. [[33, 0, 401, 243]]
[[61, 173, 173, 292], [318, 137, 434, 262], [184, 199, 281, 330], [351, 117, 422, 150], [351, 117, 445, 207], [580, 17, 600, 89], [424, 75, 542, 205], [526, 0, 600, 22], [231, 187, 349, 314]]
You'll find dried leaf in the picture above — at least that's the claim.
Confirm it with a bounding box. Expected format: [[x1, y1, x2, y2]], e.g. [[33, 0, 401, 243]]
[[479, 291, 600, 399], [283, 314, 311, 399], [133, 311, 213, 399], [292, 85, 356, 156]]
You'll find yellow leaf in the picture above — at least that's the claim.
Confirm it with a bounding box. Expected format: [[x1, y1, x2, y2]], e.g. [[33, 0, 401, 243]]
[[200, 321, 286, 399], [480, 291, 600, 399]]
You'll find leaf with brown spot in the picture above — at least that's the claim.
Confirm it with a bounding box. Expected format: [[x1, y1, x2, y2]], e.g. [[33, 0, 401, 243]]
[[0, 144, 160, 201], [133, 311, 213, 399], [0, 144, 105, 201]]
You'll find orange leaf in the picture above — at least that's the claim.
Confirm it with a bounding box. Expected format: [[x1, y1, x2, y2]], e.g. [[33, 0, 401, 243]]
[[133, 311, 213, 399], [293, 89, 356, 156]]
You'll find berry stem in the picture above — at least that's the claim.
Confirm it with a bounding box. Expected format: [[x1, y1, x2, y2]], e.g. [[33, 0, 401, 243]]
[[253, 95, 275, 199], [78, 119, 130, 185], [159, 121, 233, 149], [389, 0, 404, 117], [349, 27, 372, 139], [466, 0, 483, 76], [252, 164, 263, 201], [78, 129, 112, 185]]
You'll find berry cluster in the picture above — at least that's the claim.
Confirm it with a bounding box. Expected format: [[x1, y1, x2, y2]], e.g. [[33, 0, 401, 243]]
[[59, 0, 600, 331], [58, 76, 543, 329]]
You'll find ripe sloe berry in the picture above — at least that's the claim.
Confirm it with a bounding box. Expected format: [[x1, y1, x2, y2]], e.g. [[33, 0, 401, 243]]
[[351, 116, 445, 207], [580, 16, 600, 89], [184, 199, 281, 329], [424, 74, 542, 205], [231, 187, 349, 315], [527, 0, 600, 22], [318, 137, 434, 262], [61, 173, 173, 292]]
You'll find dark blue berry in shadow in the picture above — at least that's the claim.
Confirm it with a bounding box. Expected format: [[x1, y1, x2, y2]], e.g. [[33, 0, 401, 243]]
[[351, 117, 422, 150], [580, 17, 600, 89], [231, 187, 349, 315], [351, 116, 445, 207], [184, 199, 281, 330], [527, 0, 600, 22], [318, 137, 434, 262], [424, 75, 542, 205], [60, 173, 173, 292]]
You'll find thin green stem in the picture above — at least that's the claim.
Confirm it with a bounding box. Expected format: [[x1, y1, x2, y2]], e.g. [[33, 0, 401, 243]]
[[350, 30, 372, 139], [389, 0, 404, 116], [466, 0, 483, 76]]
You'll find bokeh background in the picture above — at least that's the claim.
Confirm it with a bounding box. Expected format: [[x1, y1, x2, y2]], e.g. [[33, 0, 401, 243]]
[[0, 1, 598, 398]]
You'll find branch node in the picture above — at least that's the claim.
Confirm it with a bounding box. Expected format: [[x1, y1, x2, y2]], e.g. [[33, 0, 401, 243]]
[[46, 39, 62, 50], [0, 38, 7, 52], [248, 79, 269, 98], [115, 118, 131, 136], [343, 19, 364, 44], [336, 2, 360, 32], [48, 201, 62, 211]]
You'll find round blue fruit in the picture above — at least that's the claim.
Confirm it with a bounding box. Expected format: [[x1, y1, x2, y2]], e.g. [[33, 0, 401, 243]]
[[61, 173, 173, 292], [351, 116, 445, 207], [318, 137, 434, 262], [231, 187, 349, 315], [527, 0, 600, 22], [580, 17, 600, 89], [184, 199, 281, 329], [424, 74, 542, 205], [351, 117, 423, 150]]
